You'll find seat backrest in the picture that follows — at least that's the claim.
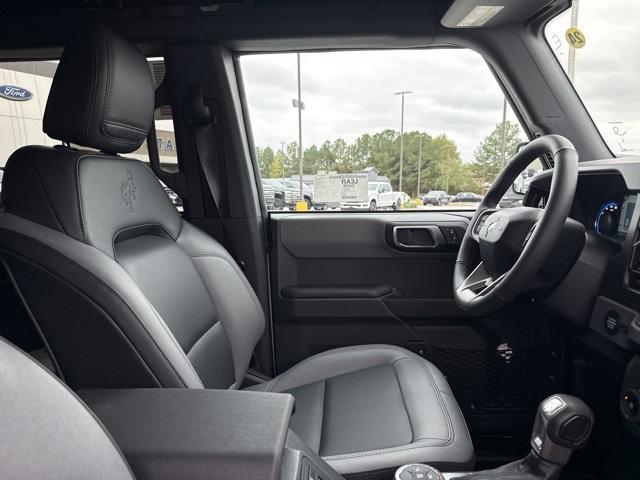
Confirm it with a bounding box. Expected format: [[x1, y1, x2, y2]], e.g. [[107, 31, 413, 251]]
[[0, 336, 136, 480], [0, 24, 265, 391]]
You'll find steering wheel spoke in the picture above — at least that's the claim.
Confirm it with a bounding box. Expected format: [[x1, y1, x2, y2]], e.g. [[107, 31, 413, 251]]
[[456, 262, 506, 304]]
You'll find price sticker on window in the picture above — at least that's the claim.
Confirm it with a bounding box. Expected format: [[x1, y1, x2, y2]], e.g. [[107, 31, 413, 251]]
[[565, 27, 586, 49], [314, 173, 368, 203]]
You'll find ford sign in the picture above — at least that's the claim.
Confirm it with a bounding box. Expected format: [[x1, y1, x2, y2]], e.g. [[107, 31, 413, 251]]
[[0, 85, 33, 101]]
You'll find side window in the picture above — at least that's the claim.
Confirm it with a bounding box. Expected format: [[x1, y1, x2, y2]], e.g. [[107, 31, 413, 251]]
[[0, 59, 181, 210], [240, 49, 538, 212]]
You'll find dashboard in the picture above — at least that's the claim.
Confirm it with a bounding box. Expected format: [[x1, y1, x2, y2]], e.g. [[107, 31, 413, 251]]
[[527, 159, 640, 437]]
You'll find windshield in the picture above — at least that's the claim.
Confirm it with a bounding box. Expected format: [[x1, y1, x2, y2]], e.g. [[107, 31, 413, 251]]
[[545, 1, 640, 156]]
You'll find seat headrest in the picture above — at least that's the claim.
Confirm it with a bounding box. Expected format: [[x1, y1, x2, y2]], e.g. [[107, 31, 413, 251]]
[[43, 24, 155, 154]]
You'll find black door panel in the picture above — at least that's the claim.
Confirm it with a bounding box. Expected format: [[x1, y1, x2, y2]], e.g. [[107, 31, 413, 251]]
[[271, 212, 475, 371], [269, 212, 561, 441]]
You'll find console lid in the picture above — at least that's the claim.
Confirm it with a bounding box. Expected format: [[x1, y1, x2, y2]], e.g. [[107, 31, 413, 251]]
[[79, 389, 295, 480]]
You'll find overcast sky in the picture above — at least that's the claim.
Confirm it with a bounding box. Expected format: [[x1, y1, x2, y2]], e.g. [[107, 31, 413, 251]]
[[546, 2, 639, 156], [240, 1, 639, 164]]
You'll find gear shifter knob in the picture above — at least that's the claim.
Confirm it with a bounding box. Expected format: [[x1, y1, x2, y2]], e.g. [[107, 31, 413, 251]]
[[395, 464, 443, 480], [530, 394, 594, 465]]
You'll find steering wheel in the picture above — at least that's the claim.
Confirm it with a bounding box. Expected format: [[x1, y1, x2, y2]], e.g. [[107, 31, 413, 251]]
[[453, 134, 579, 316]]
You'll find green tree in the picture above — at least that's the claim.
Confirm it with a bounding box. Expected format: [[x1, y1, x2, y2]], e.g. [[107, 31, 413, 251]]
[[256, 128, 485, 196], [303, 145, 322, 174], [256, 146, 275, 178], [284, 142, 301, 177], [268, 151, 287, 179], [472, 121, 523, 186], [318, 140, 337, 172]]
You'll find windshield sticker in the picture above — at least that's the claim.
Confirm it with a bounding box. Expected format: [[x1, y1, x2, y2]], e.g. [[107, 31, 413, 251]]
[[565, 27, 586, 49]]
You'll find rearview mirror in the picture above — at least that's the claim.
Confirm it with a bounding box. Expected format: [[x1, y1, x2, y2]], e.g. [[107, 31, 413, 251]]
[[513, 175, 527, 195]]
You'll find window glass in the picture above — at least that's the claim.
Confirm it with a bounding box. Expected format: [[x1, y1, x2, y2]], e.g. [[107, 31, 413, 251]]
[[240, 49, 534, 212], [545, 1, 640, 156]]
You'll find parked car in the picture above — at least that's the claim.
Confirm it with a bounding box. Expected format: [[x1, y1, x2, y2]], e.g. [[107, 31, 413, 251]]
[[422, 190, 450, 206], [262, 178, 293, 209], [340, 181, 403, 211], [452, 192, 483, 203], [283, 180, 314, 209]]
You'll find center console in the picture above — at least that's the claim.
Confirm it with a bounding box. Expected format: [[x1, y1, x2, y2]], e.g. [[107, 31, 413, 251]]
[[79, 388, 343, 480], [80, 389, 593, 480]]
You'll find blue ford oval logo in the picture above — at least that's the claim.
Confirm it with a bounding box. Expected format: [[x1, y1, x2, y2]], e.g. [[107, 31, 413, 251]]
[[0, 85, 32, 101]]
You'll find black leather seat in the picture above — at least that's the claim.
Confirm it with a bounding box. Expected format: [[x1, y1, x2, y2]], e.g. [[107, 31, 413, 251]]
[[0, 25, 474, 477]]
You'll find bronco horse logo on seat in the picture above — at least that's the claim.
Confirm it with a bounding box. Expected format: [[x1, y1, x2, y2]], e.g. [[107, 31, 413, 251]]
[[121, 169, 137, 214]]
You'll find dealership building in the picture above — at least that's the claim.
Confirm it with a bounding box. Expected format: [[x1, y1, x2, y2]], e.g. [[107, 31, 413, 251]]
[[0, 61, 176, 169]]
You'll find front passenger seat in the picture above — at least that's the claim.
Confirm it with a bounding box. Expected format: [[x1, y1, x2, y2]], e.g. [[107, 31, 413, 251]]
[[0, 25, 474, 478]]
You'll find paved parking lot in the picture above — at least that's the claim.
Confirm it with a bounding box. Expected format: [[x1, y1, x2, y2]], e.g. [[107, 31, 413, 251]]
[[274, 202, 482, 212]]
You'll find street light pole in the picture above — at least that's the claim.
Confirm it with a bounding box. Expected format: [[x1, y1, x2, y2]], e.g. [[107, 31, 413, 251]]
[[394, 90, 412, 193], [296, 53, 304, 204], [417, 135, 423, 197]]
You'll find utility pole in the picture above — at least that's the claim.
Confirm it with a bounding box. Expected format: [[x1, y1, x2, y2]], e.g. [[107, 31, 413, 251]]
[[417, 135, 423, 197], [500, 97, 508, 168], [292, 53, 305, 208], [394, 90, 412, 192], [568, 0, 580, 82]]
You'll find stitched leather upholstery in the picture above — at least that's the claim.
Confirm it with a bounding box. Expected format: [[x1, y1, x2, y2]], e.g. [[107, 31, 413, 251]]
[[249, 345, 474, 476], [0, 23, 474, 478]]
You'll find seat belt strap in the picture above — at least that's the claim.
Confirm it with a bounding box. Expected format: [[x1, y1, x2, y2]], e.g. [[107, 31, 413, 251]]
[[187, 84, 246, 270]]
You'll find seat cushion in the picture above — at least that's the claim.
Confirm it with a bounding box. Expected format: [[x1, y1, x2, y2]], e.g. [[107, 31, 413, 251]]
[[248, 345, 474, 477]]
